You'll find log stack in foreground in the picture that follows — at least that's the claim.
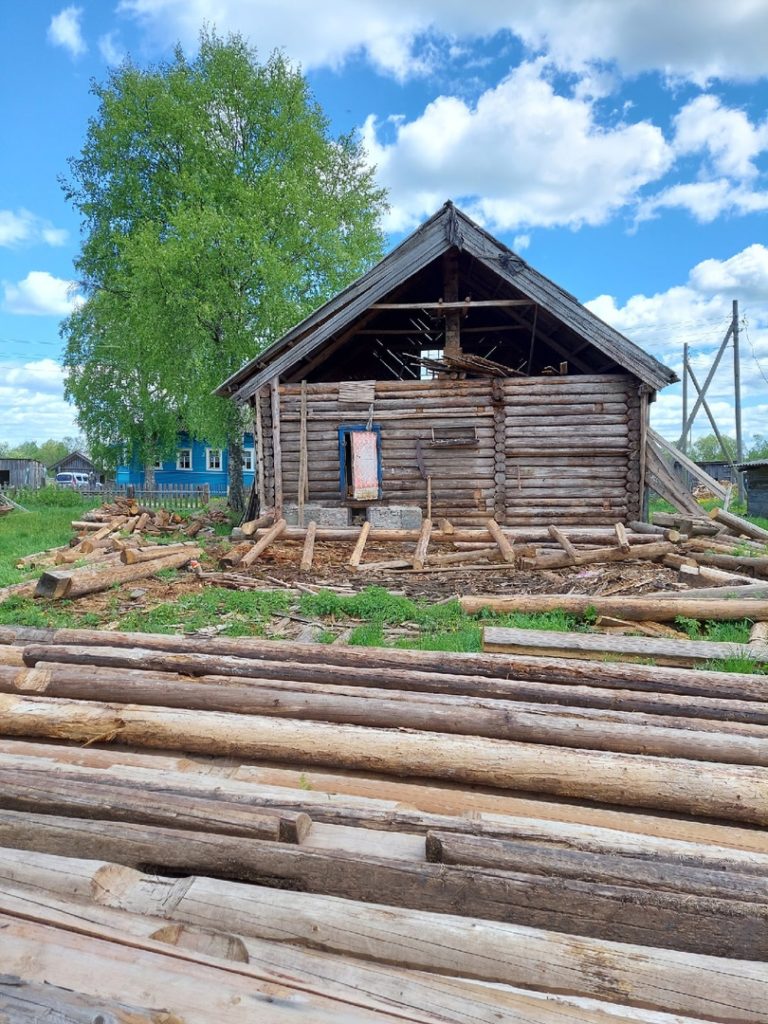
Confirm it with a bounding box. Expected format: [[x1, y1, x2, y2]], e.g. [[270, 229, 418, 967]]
[[0, 626, 766, 1021]]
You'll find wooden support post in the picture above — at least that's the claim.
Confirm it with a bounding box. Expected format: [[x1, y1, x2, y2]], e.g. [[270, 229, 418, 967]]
[[547, 525, 579, 561], [300, 521, 317, 573], [297, 380, 308, 527], [614, 522, 631, 553], [253, 394, 266, 513], [487, 519, 515, 563], [270, 378, 283, 516], [442, 250, 460, 357], [239, 519, 286, 567], [491, 377, 507, 525], [348, 522, 371, 569], [412, 519, 433, 571]]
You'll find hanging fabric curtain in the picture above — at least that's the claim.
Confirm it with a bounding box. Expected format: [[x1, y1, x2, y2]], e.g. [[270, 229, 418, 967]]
[[350, 431, 379, 500]]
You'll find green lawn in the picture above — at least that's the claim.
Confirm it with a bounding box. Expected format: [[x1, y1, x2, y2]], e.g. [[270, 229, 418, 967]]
[[0, 491, 100, 587]]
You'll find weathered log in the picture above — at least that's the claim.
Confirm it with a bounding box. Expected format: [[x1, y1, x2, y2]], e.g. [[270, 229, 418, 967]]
[[5, 849, 765, 1023], [487, 518, 515, 562], [711, 507, 768, 543], [660, 583, 768, 600], [240, 512, 275, 537], [461, 593, 768, 622], [683, 551, 768, 578], [7, 661, 768, 763], [425, 546, 500, 566], [0, 767, 309, 842], [1, 693, 767, 822], [348, 521, 371, 568], [614, 522, 631, 552], [8, 626, 768, 701], [425, 831, 768, 902], [412, 518, 432, 571], [481, 625, 768, 669], [2, 809, 766, 958], [34, 549, 199, 600], [239, 518, 286, 566], [121, 542, 192, 564], [12, 652, 768, 728], [520, 540, 673, 570], [300, 520, 317, 572], [547, 524, 578, 559], [218, 540, 253, 568], [750, 622, 768, 645]]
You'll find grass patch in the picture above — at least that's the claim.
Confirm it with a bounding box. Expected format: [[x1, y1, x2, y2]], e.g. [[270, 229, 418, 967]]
[[116, 587, 292, 636], [0, 494, 99, 587], [300, 586, 590, 652], [0, 595, 102, 629], [674, 616, 753, 644], [704, 655, 768, 675]]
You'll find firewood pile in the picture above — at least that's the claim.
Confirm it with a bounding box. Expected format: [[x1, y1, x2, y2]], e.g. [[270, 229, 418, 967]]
[[0, 623, 766, 1021], [82, 496, 229, 537]]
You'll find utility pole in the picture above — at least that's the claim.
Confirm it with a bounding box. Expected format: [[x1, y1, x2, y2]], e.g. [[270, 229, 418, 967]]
[[681, 342, 689, 455], [733, 299, 745, 501]]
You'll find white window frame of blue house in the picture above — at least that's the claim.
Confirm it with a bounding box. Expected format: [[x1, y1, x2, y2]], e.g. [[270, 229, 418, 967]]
[[206, 447, 223, 472], [176, 448, 192, 471], [242, 447, 254, 472]]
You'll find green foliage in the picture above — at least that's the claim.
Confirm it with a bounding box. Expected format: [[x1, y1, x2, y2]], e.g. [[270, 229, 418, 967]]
[[0, 437, 85, 468], [8, 487, 87, 508], [61, 29, 387, 482], [688, 434, 738, 463], [748, 434, 768, 460], [674, 616, 753, 644]]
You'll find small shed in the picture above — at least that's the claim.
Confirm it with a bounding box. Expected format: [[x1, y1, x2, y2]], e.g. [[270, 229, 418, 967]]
[[51, 450, 102, 482], [216, 203, 676, 528], [0, 458, 46, 490], [736, 460, 768, 519]]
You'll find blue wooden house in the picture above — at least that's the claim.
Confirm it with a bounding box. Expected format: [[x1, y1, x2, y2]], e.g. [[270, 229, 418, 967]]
[[116, 432, 255, 495]]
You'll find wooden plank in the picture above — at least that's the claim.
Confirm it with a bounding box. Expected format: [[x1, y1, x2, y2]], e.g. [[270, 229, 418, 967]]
[[711, 507, 768, 543]]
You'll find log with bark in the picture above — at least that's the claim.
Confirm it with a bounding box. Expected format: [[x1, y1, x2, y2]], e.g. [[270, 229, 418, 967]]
[[461, 593, 768, 622], [2, 692, 768, 822], [34, 548, 200, 600]]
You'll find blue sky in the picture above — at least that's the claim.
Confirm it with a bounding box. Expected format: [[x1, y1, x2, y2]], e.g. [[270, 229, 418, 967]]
[[1, 1, 767, 447]]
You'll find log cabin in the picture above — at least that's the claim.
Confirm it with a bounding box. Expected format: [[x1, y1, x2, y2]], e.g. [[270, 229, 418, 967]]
[[216, 203, 676, 528]]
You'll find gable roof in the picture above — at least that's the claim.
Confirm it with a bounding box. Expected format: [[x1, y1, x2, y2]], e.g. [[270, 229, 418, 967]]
[[51, 450, 95, 471], [216, 202, 676, 402]]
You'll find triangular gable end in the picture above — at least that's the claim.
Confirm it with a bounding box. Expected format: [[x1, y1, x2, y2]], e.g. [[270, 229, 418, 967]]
[[216, 203, 676, 401]]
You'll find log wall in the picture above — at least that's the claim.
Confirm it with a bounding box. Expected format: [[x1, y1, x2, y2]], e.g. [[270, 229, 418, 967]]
[[256, 375, 644, 527]]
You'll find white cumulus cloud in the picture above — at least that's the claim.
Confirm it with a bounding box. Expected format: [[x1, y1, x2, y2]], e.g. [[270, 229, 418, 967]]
[[363, 61, 672, 233], [586, 245, 768, 443], [0, 210, 68, 249], [98, 31, 125, 65], [3, 272, 83, 317], [118, 0, 768, 82], [48, 6, 87, 58], [0, 359, 80, 444]]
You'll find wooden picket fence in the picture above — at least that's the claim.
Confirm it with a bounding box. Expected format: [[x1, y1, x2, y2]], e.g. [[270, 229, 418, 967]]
[[89, 484, 226, 510]]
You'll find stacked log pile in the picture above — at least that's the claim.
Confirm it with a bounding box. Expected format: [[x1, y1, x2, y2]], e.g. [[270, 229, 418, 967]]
[[0, 625, 766, 1019]]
